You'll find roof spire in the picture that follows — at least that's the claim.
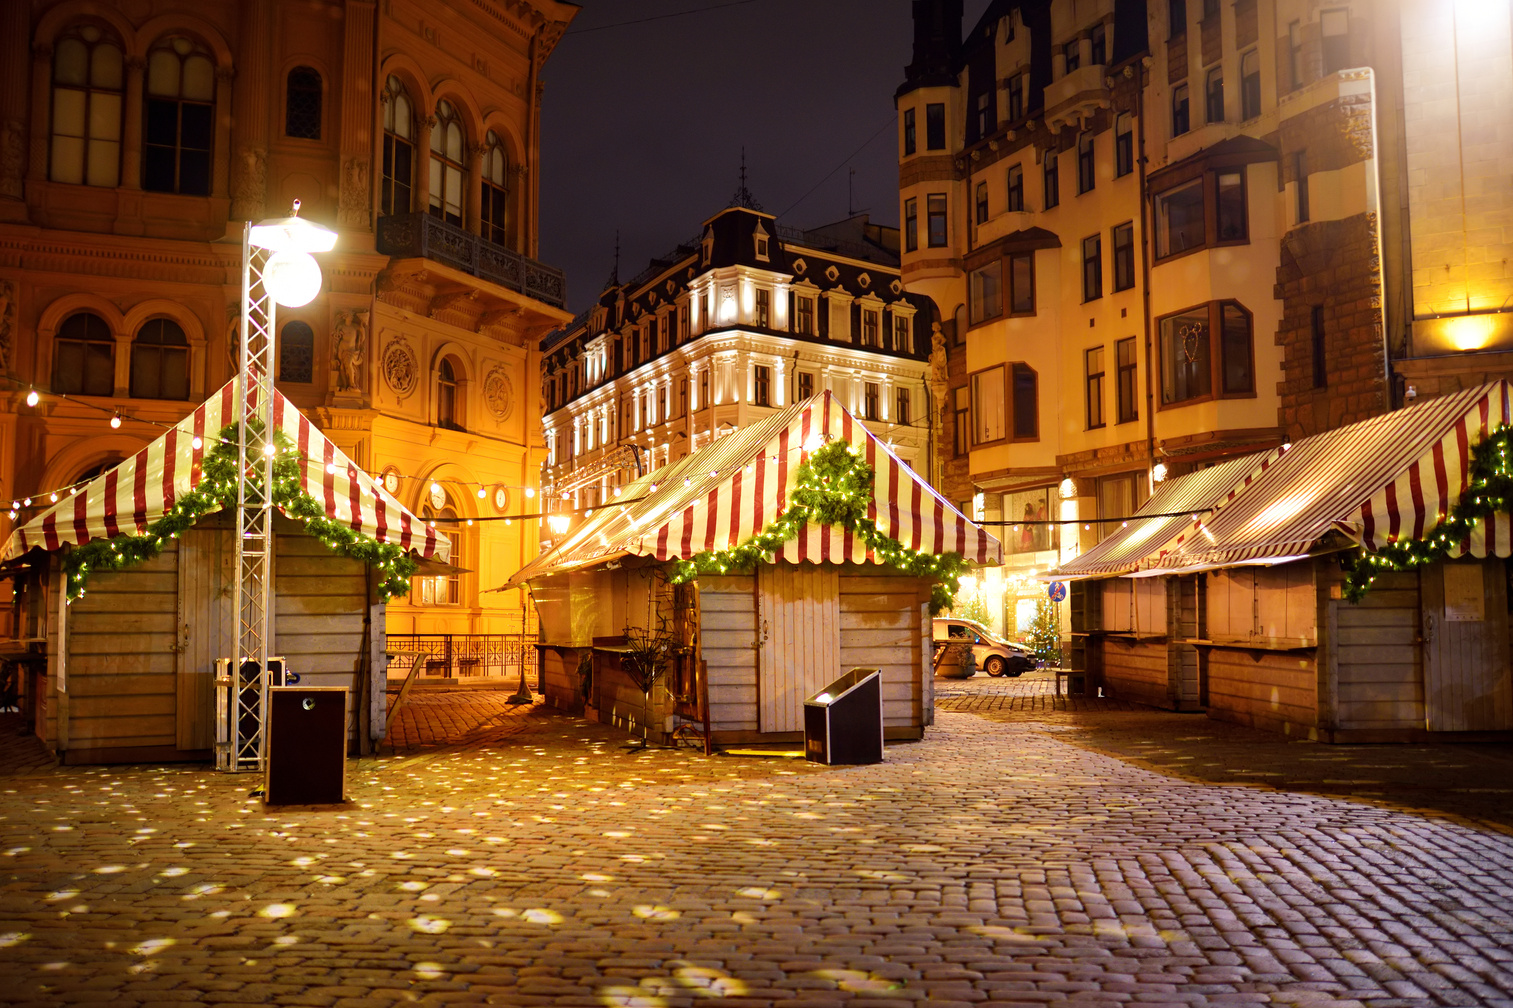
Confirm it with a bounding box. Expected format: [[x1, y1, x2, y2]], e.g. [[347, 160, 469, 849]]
[[603, 229, 621, 288], [729, 148, 762, 211]]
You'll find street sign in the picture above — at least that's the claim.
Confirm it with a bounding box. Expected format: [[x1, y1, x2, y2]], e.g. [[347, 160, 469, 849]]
[[1047, 581, 1068, 602]]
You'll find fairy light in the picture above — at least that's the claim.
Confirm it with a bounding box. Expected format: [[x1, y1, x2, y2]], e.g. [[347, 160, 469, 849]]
[[25, 388, 38, 407], [110, 414, 122, 429]]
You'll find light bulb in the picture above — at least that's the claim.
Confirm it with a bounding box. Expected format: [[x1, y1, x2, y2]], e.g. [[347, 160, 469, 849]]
[[50, 493, 57, 503], [524, 488, 535, 498], [191, 436, 203, 450], [477, 488, 486, 498], [22, 498, 30, 507], [262, 250, 323, 307], [110, 415, 121, 429], [264, 443, 276, 456], [326, 463, 337, 475], [431, 482, 442, 496], [25, 389, 38, 407]]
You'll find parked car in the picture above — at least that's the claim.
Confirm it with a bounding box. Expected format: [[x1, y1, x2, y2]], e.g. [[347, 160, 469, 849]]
[[931, 617, 1036, 677]]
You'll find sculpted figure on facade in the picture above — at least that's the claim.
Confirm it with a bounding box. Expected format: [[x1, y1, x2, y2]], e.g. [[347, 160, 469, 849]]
[[338, 158, 370, 228], [332, 309, 369, 392]]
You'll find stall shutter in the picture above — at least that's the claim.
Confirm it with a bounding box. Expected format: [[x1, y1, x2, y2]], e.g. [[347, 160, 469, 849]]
[[1421, 560, 1513, 731]]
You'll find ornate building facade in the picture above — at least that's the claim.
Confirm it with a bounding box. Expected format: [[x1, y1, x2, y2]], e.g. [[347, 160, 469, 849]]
[[0, 0, 578, 644], [540, 202, 935, 540], [898, 0, 1513, 635]]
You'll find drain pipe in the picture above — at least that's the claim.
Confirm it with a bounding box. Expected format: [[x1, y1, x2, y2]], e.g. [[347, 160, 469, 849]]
[[1136, 61, 1159, 488]]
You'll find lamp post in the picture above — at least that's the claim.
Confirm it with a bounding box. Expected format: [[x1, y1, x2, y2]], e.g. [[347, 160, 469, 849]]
[[220, 201, 336, 773]]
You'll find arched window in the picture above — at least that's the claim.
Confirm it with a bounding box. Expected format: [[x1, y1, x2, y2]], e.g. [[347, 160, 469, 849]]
[[481, 130, 509, 247], [418, 488, 460, 606], [428, 99, 465, 226], [54, 311, 114, 396], [284, 66, 322, 139], [277, 320, 314, 383], [380, 75, 413, 216], [130, 318, 189, 400], [437, 358, 463, 430], [50, 24, 124, 187], [143, 35, 215, 195]]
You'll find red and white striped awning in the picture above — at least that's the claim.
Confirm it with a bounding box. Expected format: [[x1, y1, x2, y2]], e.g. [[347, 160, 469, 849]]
[[506, 390, 1000, 587], [5, 377, 445, 562], [1152, 381, 1513, 572]]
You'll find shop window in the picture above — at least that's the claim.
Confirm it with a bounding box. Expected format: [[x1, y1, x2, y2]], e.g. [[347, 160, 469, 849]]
[[49, 25, 124, 187], [53, 311, 114, 396], [143, 35, 214, 195], [381, 76, 414, 216], [284, 66, 321, 139]]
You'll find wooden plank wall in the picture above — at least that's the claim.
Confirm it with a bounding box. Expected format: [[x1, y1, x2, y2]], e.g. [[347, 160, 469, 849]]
[[697, 574, 759, 733], [838, 570, 926, 735], [757, 564, 840, 732], [274, 532, 370, 744], [1204, 647, 1318, 737], [1320, 564, 1423, 734], [1101, 637, 1172, 708], [61, 544, 181, 752]]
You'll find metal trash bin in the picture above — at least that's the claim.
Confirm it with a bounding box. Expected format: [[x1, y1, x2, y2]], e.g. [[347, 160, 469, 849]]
[[803, 667, 884, 765], [265, 687, 348, 805]]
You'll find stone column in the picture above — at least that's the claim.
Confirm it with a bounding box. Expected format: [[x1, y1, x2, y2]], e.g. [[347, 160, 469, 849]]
[[338, 0, 376, 234], [415, 116, 435, 216], [120, 57, 145, 190], [466, 142, 485, 234]]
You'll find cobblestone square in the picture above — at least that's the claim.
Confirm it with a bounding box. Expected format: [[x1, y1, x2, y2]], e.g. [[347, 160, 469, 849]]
[[1, 673, 1510, 1007]]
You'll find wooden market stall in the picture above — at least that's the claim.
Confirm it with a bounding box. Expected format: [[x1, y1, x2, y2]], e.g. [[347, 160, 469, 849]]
[[1053, 381, 1513, 742], [3, 379, 446, 764], [507, 391, 1002, 747]]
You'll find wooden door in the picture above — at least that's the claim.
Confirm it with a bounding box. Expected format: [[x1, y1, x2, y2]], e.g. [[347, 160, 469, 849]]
[[1421, 560, 1513, 731], [176, 523, 234, 749], [756, 563, 840, 732]]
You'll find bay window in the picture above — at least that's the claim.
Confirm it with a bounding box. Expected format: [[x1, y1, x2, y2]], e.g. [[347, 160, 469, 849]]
[[1158, 300, 1254, 406]]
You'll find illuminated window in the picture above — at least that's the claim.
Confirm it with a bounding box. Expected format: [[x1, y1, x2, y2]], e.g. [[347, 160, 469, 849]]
[[481, 130, 510, 247], [285, 66, 321, 139], [54, 312, 114, 396], [49, 24, 123, 187], [381, 76, 414, 215], [428, 100, 466, 226], [417, 497, 460, 606], [143, 35, 214, 195], [130, 318, 189, 400]]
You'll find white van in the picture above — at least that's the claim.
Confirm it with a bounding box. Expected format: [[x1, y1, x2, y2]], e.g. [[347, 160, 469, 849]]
[[931, 617, 1036, 677]]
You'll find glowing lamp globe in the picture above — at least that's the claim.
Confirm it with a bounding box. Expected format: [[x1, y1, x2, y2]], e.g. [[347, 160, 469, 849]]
[[263, 250, 323, 307]]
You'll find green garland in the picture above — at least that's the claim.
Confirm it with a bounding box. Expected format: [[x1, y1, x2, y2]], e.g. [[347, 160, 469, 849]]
[[1341, 423, 1513, 602], [62, 420, 418, 603], [670, 439, 970, 615]]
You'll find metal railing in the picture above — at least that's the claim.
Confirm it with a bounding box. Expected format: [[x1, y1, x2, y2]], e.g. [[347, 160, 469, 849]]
[[384, 634, 534, 680], [376, 212, 567, 308]]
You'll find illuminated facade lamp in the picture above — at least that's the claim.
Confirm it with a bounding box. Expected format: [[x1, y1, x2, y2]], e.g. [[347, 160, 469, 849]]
[[1058, 477, 1077, 499], [250, 202, 337, 308], [1152, 462, 1168, 483]]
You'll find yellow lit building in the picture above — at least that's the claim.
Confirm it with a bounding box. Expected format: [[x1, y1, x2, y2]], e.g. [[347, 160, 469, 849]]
[[0, 0, 577, 658], [897, 0, 1513, 636]]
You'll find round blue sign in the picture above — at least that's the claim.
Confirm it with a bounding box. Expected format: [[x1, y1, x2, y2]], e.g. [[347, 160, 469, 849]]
[[1047, 581, 1068, 602]]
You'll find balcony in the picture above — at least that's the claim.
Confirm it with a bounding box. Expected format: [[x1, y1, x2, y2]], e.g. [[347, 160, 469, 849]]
[[376, 212, 567, 309], [1042, 63, 1111, 135]]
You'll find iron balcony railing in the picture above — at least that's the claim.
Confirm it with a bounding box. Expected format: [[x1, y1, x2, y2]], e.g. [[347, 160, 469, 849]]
[[385, 633, 534, 681], [376, 212, 567, 309]]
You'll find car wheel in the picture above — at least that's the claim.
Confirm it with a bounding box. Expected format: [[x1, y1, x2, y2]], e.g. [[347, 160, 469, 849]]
[[984, 655, 1008, 677]]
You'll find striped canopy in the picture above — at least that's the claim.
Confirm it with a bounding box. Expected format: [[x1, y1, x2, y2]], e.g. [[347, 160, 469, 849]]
[[5, 377, 445, 562], [506, 390, 1001, 587], [1150, 381, 1513, 573]]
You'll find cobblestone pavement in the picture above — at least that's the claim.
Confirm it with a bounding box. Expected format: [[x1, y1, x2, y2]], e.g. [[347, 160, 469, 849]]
[[0, 680, 1511, 1007]]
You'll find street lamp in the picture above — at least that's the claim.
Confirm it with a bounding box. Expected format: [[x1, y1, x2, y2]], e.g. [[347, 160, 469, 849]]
[[221, 201, 337, 773]]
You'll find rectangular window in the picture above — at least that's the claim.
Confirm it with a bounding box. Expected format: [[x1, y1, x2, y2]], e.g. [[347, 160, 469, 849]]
[[1311, 305, 1327, 389], [903, 107, 916, 156], [969, 260, 1003, 324], [1321, 9, 1350, 75], [1086, 346, 1106, 429], [1112, 221, 1135, 291], [1006, 74, 1024, 121], [1158, 300, 1253, 405], [1294, 150, 1309, 223], [1012, 363, 1038, 440], [863, 382, 880, 420], [954, 386, 970, 455], [1154, 177, 1204, 258], [893, 314, 910, 351], [796, 295, 815, 335], [678, 305, 689, 342], [755, 288, 770, 328], [975, 180, 989, 224], [1006, 164, 1024, 211], [971, 366, 1006, 445], [1220, 302, 1253, 394], [1115, 113, 1133, 177], [1009, 251, 1035, 315], [648, 317, 660, 354], [925, 102, 946, 150], [903, 196, 918, 253], [926, 193, 948, 247], [1116, 336, 1138, 423], [657, 385, 667, 420], [754, 365, 771, 406], [1216, 170, 1245, 241], [1288, 19, 1304, 89], [797, 370, 814, 401], [1064, 40, 1080, 73], [1169, 0, 1187, 35], [1205, 66, 1224, 123], [974, 89, 993, 139], [1202, 0, 1218, 19], [896, 387, 911, 425], [1091, 22, 1107, 65], [1082, 234, 1102, 302], [1077, 131, 1095, 193], [1240, 49, 1261, 119], [1043, 149, 1059, 209], [862, 309, 880, 347], [1172, 83, 1190, 136]]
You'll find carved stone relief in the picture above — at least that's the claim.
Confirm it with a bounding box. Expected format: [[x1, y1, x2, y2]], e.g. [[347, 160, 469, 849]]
[[381, 335, 419, 398], [338, 157, 370, 228], [483, 365, 513, 420], [230, 145, 267, 221]]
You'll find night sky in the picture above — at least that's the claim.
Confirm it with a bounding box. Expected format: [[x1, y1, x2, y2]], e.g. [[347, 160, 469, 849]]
[[538, 0, 991, 315]]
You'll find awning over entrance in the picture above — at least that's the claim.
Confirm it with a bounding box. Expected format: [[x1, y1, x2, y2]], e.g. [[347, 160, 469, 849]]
[[5, 377, 446, 562], [505, 390, 1001, 588], [1078, 381, 1513, 577]]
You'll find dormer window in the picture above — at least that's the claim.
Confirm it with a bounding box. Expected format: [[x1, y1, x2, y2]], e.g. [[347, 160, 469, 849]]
[[753, 223, 770, 261], [702, 230, 713, 264]]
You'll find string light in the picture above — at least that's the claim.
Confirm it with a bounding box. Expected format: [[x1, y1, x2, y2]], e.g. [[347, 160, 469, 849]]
[[110, 414, 121, 429], [25, 388, 38, 407]]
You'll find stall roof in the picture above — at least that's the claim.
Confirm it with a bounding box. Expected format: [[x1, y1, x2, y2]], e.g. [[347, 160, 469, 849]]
[[506, 390, 1001, 588], [5, 377, 446, 562], [1149, 381, 1512, 574], [1049, 450, 1276, 580]]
